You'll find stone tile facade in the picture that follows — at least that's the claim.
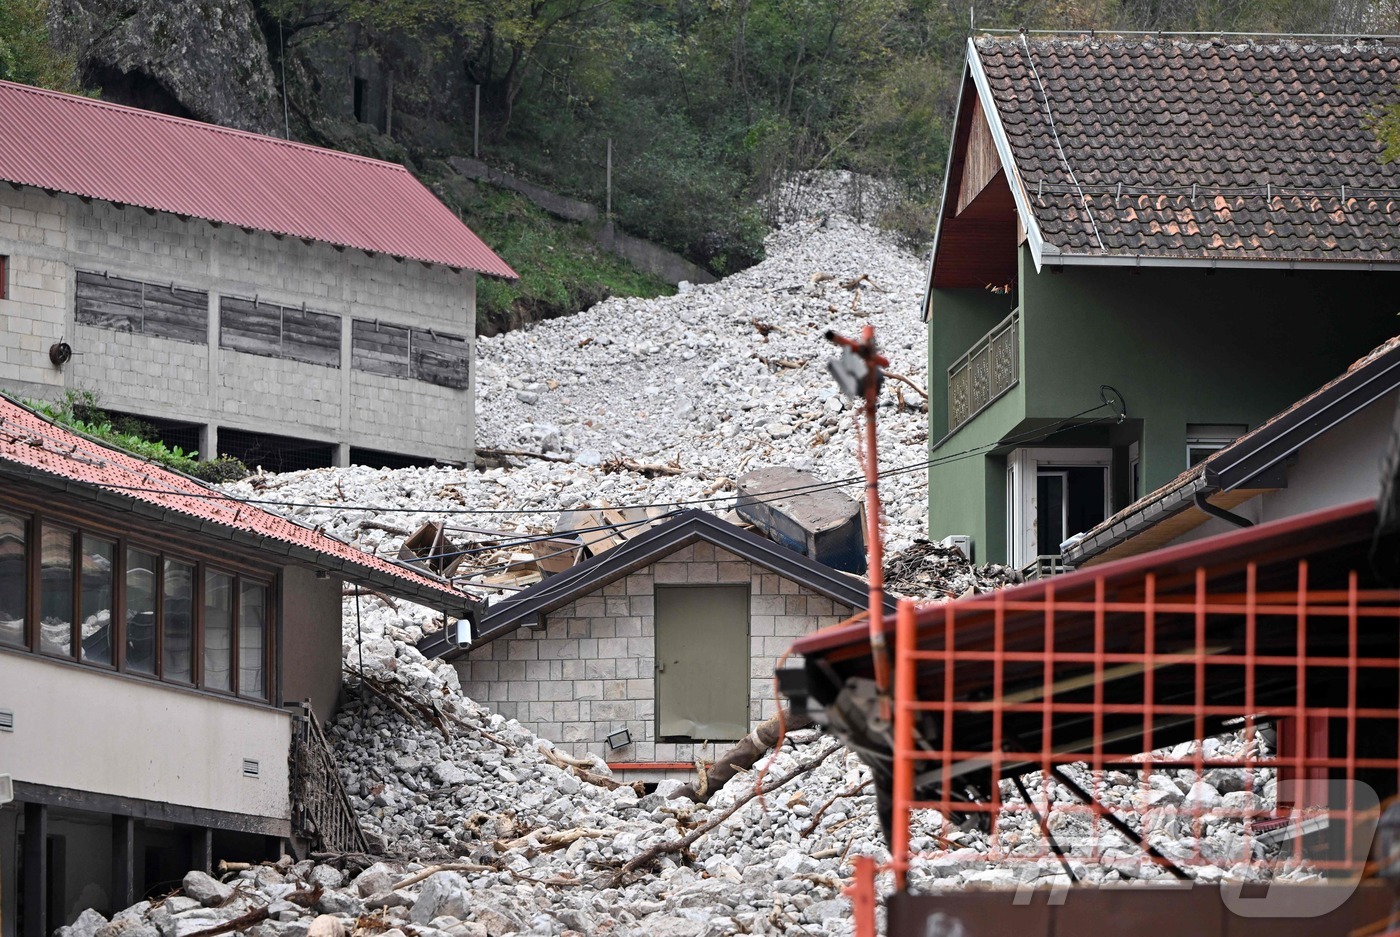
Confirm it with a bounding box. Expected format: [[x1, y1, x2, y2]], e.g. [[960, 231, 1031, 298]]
[[456, 541, 854, 780], [0, 188, 478, 463]]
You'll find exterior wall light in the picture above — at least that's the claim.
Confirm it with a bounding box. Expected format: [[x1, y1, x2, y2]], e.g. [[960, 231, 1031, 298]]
[[606, 729, 633, 750]]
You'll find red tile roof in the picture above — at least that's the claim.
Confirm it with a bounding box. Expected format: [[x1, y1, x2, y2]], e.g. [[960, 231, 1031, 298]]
[[975, 36, 1400, 264], [0, 80, 517, 279], [0, 396, 471, 613]]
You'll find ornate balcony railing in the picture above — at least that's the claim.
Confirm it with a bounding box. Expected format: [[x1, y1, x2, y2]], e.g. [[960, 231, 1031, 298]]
[[947, 310, 1019, 433], [289, 700, 369, 856]]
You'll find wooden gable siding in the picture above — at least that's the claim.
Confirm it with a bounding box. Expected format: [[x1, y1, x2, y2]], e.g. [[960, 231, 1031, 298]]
[[75, 271, 208, 344], [352, 319, 470, 390], [220, 296, 341, 368], [930, 76, 1020, 290], [956, 97, 1002, 216]]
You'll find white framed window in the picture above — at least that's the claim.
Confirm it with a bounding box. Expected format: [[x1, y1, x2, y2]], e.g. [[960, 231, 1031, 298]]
[[1128, 441, 1142, 504], [1006, 448, 1112, 568], [1186, 424, 1247, 467]]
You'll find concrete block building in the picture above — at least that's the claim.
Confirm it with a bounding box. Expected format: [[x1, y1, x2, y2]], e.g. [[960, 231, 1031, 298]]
[[421, 511, 889, 783], [0, 79, 516, 469]]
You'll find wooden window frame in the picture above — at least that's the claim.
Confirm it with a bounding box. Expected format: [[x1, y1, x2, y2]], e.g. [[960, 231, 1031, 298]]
[[36, 520, 79, 661], [77, 532, 118, 671], [0, 500, 277, 704], [1, 507, 33, 650]]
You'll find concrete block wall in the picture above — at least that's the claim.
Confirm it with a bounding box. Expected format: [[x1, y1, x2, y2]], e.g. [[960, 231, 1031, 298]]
[[349, 369, 471, 454], [457, 542, 853, 780], [74, 325, 210, 409], [0, 192, 69, 394], [220, 351, 341, 432], [0, 188, 478, 462]]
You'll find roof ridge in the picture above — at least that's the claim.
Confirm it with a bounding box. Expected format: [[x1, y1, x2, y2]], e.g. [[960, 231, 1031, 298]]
[[0, 78, 413, 175], [975, 31, 1400, 43]]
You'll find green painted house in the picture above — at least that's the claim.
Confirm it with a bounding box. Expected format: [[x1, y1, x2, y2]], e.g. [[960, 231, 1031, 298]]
[[924, 34, 1400, 569]]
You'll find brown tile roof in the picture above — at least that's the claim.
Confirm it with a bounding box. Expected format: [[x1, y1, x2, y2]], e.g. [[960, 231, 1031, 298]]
[[975, 36, 1400, 263], [0, 396, 475, 614]]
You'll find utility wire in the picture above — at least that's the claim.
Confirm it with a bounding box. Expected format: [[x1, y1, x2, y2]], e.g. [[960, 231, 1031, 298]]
[[14, 397, 1115, 519], [1022, 32, 1107, 253]]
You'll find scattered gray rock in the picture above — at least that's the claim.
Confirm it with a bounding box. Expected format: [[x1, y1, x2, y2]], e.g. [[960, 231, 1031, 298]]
[[408, 873, 471, 925], [181, 871, 232, 907]]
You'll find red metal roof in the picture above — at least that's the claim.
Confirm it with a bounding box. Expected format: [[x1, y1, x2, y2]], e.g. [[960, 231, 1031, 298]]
[[792, 497, 1381, 658], [0, 396, 470, 612], [0, 80, 517, 279]]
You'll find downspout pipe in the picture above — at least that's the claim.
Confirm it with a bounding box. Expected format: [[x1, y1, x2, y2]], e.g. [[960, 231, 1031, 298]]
[[1194, 490, 1253, 528]]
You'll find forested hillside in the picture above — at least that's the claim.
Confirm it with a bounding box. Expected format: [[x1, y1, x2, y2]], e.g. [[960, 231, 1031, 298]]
[[3, 0, 1398, 309], [255, 0, 1398, 267]]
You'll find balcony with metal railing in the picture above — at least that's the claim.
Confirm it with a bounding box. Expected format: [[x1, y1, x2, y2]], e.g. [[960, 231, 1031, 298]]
[[947, 310, 1019, 433]]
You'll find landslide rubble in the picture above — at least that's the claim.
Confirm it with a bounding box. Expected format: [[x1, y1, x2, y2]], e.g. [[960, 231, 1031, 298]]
[[53, 182, 1311, 937]]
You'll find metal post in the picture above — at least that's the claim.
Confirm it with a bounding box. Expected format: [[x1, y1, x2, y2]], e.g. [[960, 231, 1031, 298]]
[[112, 815, 134, 909], [384, 74, 394, 138], [845, 855, 878, 937], [825, 326, 892, 705], [606, 139, 612, 219], [892, 598, 917, 890], [21, 803, 44, 937], [280, 22, 289, 140], [473, 85, 480, 158], [860, 324, 889, 702]]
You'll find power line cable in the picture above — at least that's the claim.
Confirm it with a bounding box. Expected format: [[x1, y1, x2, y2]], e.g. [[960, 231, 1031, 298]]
[[3, 391, 1122, 551]]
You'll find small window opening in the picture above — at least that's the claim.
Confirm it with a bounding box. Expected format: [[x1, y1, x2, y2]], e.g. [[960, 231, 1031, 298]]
[[1187, 423, 1248, 467], [0, 255, 8, 300]]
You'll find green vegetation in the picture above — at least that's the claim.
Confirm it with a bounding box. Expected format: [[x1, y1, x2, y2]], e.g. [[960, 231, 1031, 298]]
[[267, 0, 1383, 278], [22, 391, 250, 484], [424, 166, 673, 334], [0, 0, 78, 91]]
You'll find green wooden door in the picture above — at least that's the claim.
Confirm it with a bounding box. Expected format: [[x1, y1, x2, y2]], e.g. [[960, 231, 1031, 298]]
[[654, 584, 750, 741]]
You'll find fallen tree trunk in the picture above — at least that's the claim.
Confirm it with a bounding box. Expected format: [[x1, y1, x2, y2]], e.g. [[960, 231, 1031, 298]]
[[539, 745, 646, 794], [670, 709, 815, 803], [612, 742, 842, 884], [182, 888, 321, 937], [476, 446, 576, 465], [391, 862, 494, 891]]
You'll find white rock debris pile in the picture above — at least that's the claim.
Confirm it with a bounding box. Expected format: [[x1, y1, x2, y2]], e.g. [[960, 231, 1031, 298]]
[[79, 184, 1300, 937]]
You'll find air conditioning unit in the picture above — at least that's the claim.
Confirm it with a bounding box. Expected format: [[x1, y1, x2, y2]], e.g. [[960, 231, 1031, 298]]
[[939, 535, 973, 562]]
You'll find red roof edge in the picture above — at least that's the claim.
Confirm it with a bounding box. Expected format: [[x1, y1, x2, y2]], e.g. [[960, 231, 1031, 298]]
[[792, 498, 1380, 657]]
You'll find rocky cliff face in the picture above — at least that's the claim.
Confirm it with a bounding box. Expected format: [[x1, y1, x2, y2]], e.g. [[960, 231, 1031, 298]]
[[49, 0, 282, 135]]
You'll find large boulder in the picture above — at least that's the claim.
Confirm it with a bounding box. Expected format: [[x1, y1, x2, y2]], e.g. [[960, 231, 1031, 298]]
[[50, 0, 282, 135]]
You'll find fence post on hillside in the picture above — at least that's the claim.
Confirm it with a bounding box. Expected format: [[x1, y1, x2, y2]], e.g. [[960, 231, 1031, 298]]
[[474, 85, 480, 158], [606, 138, 613, 219]]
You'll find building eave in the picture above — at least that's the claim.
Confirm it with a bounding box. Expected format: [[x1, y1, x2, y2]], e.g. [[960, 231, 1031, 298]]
[[418, 510, 887, 663], [1064, 337, 1400, 566], [965, 36, 1049, 273], [0, 463, 479, 618], [1045, 251, 1400, 273]]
